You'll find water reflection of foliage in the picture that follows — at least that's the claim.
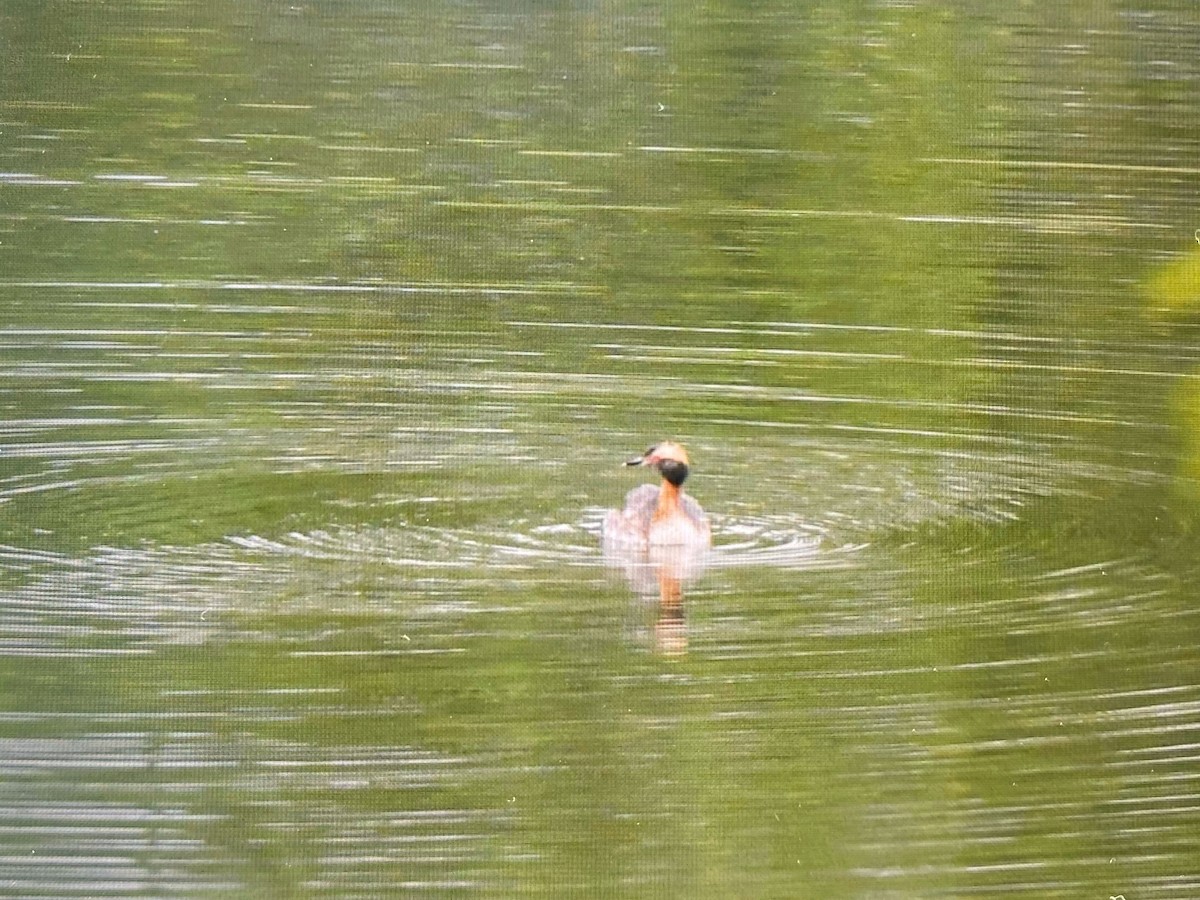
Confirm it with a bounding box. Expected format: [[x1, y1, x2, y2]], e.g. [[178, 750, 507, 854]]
[[1146, 246, 1200, 494]]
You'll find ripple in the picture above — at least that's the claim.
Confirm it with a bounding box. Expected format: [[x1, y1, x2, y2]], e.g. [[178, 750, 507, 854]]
[[0, 510, 860, 656]]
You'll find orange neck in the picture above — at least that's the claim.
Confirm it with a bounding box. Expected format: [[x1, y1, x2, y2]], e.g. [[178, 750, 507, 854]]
[[653, 478, 681, 522]]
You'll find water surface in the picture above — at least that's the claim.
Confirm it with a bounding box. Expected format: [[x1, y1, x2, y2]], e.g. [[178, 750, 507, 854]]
[[3, 2, 1200, 896]]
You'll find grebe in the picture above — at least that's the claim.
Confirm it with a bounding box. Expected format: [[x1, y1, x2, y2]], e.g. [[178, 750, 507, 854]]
[[602, 441, 710, 656], [602, 441, 712, 551]]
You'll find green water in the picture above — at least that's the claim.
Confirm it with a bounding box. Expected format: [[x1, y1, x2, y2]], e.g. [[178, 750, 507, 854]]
[[3, 1, 1200, 896]]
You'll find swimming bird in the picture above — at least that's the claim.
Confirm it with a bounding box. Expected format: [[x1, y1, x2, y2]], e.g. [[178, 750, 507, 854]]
[[602, 441, 712, 551]]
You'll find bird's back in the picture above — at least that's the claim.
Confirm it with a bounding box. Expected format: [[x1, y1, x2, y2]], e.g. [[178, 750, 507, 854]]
[[603, 482, 710, 549], [621, 483, 661, 528], [601, 483, 658, 552]]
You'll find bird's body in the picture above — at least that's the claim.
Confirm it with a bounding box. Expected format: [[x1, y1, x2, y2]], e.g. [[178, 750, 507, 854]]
[[601, 440, 710, 655], [601, 441, 711, 553]]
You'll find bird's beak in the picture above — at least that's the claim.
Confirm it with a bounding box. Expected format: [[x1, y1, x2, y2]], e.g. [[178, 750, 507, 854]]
[[625, 454, 647, 467]]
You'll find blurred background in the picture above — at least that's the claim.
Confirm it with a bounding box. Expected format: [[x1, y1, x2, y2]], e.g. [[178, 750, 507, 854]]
[[2, 1, 1199, 895]]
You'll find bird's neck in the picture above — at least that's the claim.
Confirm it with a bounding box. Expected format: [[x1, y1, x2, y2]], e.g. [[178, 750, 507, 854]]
[[653, 479, 681, 522]]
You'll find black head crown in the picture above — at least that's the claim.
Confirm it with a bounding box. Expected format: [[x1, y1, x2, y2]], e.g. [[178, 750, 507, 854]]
[[625, 440, 694, 486], [658, 458, 689, 486]]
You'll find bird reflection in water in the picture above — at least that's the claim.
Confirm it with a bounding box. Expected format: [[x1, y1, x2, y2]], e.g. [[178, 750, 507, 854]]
[[601, 441, 711, 655]]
